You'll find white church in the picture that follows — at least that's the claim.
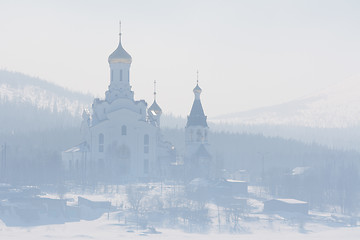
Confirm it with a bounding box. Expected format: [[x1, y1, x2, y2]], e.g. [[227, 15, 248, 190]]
[[62, 29, 212, 182]]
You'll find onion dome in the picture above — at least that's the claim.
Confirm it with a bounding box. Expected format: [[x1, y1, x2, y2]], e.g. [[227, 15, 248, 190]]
[[108, 34, 132, 64], [193, 84, 202, 94], [148, 100, 162, 116]]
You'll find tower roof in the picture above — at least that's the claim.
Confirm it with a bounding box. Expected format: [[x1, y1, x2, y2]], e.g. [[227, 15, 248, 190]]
[[186, 82, 208, 127], [108, 33, 132, 64], [186, 99, 208, 127], [148, 80, 162, 116], [149, 100, 162, 116]]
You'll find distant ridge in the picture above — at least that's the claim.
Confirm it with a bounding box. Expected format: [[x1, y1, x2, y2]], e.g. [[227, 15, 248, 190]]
[[211, 75, 360, 128], [0, 70, 93, 116]]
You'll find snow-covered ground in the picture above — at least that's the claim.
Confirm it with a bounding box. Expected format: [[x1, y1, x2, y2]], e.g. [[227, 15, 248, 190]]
[[1, 211, 359, 240], [2, 188, 359, 239]]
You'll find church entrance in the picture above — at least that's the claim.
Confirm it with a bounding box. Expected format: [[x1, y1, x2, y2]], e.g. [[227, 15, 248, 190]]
[[107, 142, 131, 180]]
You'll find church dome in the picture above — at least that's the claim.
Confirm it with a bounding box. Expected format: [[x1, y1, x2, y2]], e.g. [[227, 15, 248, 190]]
[[148, 100, 162, 116], [108, 35, 132, 64], [193, 84, 202, 94]]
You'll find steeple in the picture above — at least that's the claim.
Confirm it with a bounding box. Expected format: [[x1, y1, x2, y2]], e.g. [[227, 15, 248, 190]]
[[186, 71, 208, 127], [108, 21, 132, 64]]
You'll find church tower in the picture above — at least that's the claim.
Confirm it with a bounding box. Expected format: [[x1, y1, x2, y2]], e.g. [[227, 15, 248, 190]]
[[184, 73, 212, 180], [106, 24, 134, 102], [185, 73, 208, 145]]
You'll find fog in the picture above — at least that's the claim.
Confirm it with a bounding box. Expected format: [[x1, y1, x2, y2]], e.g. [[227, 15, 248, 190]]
[[1, 0, 360, 117], [1, 1, 360, 239]]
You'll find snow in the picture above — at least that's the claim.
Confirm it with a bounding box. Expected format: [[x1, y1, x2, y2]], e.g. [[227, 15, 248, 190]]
[[276, 199, 308, 204], [226, 179, 247, 183], [1, 187, 358, 240], [0, 211, 359, 240]]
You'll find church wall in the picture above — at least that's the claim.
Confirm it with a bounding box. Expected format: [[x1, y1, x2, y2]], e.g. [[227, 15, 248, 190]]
[[89, 108, 157, 180], [109, 62, 130, 86]]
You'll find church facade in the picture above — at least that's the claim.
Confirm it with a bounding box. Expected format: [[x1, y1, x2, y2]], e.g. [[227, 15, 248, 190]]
[[62, 30, 211, 183]]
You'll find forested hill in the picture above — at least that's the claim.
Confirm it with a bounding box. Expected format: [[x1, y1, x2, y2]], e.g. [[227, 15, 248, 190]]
[[0, 70, 93, 114], [162, 128, 360, 180], [0, 70, 92, 133]]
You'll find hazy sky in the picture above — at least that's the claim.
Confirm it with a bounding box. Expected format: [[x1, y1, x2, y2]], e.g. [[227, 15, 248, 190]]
[[1, 0, 360, 117]]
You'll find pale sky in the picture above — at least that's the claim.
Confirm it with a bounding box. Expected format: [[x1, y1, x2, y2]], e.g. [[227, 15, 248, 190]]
[[1, 0, 360, 117]]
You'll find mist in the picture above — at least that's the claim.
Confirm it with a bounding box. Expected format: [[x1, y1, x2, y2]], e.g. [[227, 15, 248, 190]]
[[1, 1, 360, 239]]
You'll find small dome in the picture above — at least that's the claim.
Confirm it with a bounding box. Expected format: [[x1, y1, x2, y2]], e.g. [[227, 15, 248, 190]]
[[108, 35, 132, 64], [193, 84, 202, 94], [148, 100, 162, 116]]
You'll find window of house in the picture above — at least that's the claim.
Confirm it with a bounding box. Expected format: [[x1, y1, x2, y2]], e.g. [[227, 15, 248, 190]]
[[120, 69, 123, 81]]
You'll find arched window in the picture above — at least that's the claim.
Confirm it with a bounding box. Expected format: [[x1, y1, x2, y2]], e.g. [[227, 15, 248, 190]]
[[144, 134, 149, 153], [121, 125, 127, 135], [99, 133, 104, 152], [120, 69, 123, 81]]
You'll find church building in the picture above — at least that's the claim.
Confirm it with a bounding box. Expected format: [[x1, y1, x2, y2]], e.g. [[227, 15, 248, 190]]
[[62, 30, 174, 182], [62, 28, 212, 183]]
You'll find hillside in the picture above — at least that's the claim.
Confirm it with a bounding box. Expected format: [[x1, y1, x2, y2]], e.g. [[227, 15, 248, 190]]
[[0, 70, 92, 116], [212, 75, 360, 128], [0, 70, 92, 133]]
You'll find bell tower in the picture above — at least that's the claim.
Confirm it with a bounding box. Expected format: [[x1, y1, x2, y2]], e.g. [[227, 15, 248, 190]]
[[106, 22, 134, 102]]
